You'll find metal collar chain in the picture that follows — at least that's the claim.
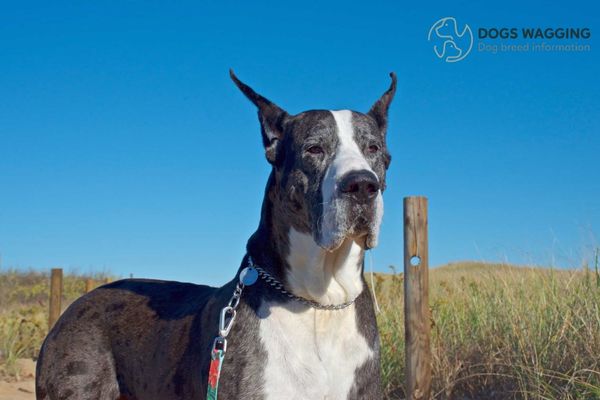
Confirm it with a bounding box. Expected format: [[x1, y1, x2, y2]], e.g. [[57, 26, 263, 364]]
[[248, 256, 356, 311], [206, 254, 356, 399]]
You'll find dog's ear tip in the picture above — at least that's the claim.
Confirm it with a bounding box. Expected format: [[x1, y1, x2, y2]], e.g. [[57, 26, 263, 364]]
[[229, 69, 241, 85], [368, 72, 397, 128], [388, 72, 397, 87], [230, 70, 253, 95]]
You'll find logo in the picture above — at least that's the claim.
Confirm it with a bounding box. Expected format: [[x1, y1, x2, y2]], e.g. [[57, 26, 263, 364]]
[[428, 17, 474, 63]]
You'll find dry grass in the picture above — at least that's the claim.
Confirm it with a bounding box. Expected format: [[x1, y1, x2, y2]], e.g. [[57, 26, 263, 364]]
[[0, 269, 113, 379], [373, 262, 600, 399]]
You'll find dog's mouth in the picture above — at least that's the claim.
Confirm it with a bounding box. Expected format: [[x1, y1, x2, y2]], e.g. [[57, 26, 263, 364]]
[[347, 206, 374, 233], [347, 204, 381, 249], [316, 194, 383, 252]]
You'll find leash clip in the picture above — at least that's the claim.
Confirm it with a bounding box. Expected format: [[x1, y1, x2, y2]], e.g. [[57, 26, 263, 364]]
[[218, 306, 237, 337], [211, 336, 228, 354], [206, 259, 258, 400]]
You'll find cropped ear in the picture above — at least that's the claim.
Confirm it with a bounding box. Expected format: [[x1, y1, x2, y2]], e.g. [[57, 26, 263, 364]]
[[368, 72, 397, 132], [230, 69, 289, 164]]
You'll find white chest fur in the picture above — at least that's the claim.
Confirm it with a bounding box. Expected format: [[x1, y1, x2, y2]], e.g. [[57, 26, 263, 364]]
[[258, 301, 372, 400], [285, 228, 365, 305]]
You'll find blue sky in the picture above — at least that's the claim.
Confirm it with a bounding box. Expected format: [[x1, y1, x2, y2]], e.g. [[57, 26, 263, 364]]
[[0, 1, 598, 285]]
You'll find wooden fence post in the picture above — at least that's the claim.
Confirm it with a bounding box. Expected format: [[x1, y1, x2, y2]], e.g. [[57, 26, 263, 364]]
[[85, 279, 95, 293], [49, 268, 63, 330], [404, 196, 432, 399]]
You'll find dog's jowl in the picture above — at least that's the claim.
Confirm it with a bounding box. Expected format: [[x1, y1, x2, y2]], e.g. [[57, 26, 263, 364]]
[[36, 71, 396, 400]]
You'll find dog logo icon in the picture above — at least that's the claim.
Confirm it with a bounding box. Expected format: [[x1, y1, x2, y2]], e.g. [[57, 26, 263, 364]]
[[428, 17, 473, 63]]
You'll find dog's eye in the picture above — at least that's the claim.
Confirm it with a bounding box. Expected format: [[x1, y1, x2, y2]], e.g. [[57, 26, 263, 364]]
[[306, 145, 324, 155], [367, 144, 380, 154]]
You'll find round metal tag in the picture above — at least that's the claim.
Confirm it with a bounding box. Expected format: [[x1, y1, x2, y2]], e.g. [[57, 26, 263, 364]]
[[239, 267, 258, 286]]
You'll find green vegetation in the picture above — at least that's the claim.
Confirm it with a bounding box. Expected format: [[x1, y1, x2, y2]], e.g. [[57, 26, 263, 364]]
[[1, 263, 599, 399]]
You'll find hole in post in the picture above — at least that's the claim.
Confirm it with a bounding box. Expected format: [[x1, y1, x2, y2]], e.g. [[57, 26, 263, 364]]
[[410, 256, 421, 267]]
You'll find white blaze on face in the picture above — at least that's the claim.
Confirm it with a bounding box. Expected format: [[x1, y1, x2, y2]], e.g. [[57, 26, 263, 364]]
[[319, 110, 383, 250]]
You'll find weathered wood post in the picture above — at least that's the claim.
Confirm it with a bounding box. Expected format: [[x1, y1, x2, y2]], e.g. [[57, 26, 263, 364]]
[[403, 196, 431, 399], [85, 278, 95, 293], [49, 268, 63, 330]]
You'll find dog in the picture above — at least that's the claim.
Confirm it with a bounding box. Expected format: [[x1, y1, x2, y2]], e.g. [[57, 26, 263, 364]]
[[36, 70, 396, 400]]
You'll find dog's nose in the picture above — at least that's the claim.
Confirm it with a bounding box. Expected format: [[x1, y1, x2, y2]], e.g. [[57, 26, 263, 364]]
[[338, 170, 380, 202]]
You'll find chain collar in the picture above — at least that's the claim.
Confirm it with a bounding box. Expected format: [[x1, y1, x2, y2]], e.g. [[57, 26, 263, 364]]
[[248, 255, 356, 311], [206, 255, 356, 399]]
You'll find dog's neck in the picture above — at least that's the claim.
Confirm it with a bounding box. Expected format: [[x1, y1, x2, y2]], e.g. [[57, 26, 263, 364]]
[[246, 172, 365, 305], [285, 228, 365, 304]]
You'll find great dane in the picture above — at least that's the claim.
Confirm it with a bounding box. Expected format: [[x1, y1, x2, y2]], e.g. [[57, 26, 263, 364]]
[[36, 70, 396, 400]]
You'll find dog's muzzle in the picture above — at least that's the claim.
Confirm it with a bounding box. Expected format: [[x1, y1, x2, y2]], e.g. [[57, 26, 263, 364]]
[[318, 168, 383, 251]]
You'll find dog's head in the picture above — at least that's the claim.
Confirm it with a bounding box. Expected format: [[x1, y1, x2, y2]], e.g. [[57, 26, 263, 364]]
[[231, 71, 396, 251]]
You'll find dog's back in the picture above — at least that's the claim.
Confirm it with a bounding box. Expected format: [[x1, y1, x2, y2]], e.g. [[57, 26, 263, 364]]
[[36, 279, 219, 400]]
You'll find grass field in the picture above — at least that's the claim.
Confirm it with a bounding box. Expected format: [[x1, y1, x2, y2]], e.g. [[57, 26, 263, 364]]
[[375, 262, 600, 399], [0, 270, 112, 379], [1, 262, 599, 399]]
